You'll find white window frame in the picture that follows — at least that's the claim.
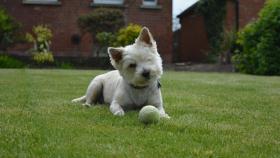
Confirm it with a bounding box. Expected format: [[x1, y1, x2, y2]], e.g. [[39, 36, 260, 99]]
[[94, 0, 124, 5], [143, 0, 157, 6]]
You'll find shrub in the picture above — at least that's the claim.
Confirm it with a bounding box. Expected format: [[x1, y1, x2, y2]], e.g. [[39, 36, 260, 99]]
[[32, 52, 54, 64], [113, 23, 142, 47], [96, 32, 115, 47], [96, 24, 142, 47], [95, 24, 141, 56], [78, 8, 124, 35], [0, 55, 25, 68], [78, 8, 124, 56], [26, 25, 54, 64], [232, 0, 280, 75], [219, 30, 237, 64], [0, 7, 21, 51]]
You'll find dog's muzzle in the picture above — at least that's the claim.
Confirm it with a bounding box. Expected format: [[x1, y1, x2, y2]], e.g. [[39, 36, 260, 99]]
[[141, 69, 150, 79]]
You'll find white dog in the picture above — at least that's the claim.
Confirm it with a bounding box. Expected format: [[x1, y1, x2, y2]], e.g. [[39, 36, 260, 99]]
[[72, 27, 169, 118]]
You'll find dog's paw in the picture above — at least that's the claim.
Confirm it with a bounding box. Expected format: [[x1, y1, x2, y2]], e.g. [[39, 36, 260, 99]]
[[71, 99, 79, 103], [160, 113, 171, 119], [113, 110, 125, 116], [82, 103, 92, 107]]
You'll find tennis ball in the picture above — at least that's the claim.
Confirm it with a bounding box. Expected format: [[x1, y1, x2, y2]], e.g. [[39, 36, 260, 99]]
[[139, 105, 160, 124]]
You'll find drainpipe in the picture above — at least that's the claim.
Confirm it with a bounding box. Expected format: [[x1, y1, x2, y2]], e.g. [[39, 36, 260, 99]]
[[235, 0, 239, 31]]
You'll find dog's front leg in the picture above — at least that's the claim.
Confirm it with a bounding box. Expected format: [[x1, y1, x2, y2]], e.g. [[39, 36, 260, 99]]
[[149, 90, 170, 119], [110, 100, 125, 116], [157, 105, 170, 119]]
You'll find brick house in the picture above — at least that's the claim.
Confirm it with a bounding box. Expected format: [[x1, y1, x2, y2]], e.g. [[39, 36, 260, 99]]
[[175, 0, 266, 62], [0, 0, 173, 63]]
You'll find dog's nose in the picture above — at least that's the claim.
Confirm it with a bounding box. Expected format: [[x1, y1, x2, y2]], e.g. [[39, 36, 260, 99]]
[[142, 69, 150, 79]]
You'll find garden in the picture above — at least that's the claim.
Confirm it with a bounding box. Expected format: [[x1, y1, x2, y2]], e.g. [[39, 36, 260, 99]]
[[0, 7, 142, 69]]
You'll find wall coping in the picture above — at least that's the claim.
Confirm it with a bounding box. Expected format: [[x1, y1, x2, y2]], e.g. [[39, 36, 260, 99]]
[[22, 0, 61, 6], [140, 5, 162, 10], [90, 2, 126, 8]]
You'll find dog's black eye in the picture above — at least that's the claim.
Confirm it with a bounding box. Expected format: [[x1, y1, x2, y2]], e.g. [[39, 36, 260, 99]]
[[129, 63, 137, 68]]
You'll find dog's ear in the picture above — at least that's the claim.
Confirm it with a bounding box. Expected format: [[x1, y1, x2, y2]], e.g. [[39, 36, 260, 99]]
[[108, 47, 124, 66], [136, 27, 154, 46]]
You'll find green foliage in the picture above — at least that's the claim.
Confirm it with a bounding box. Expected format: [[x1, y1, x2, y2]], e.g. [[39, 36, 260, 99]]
[[96, 32, 115, 47], [197, 0, 226, 55], [96, 24, 142, 48], [26, 25, 54, 64], [32, 52, 54, 64], [26, 25, 52, 43], [26, 25, 52, 52], [219, 30, 237, 64], [0, 55, 25, 68], [55, 61, 74, 69], [221, 30, 237, 52], [77, 8, 125, 56], [113, 23, 142, 47], [77, 8, 124, 36], [0, 7, 21, 51], [232, 0, 280, 75]]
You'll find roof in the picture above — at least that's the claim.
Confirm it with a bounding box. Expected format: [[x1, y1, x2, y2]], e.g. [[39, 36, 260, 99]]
[[177, 0, 199, 19]]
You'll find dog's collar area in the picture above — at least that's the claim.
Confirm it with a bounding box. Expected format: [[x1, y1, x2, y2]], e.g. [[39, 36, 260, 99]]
[[129, 84, 149, 89], [157, 80, 161, 88], [129, 80, 161, 89]]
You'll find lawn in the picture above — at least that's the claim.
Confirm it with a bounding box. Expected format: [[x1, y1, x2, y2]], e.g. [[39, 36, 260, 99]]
[[0, 69, 279, 158]]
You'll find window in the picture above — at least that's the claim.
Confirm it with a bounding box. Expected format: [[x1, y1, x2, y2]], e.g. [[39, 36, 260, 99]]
[[94, 0, 124, 5], [143, 0, 157, 6]]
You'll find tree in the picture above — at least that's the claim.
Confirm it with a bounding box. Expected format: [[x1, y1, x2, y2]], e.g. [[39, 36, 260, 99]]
[[77, 8, 124, 57], [232, 0, 280, 75], [0, 7, 21, 51]]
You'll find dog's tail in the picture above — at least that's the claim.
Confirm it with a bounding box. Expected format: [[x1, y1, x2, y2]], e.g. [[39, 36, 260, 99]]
[[71, 96, 86, 103]]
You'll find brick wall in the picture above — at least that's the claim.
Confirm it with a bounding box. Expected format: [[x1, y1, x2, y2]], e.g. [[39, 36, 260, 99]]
[[225, 0, 237, 31], [0, 0, 172, 63], [239, 0, 266, 28], [226, 0, 267, 30], [177, 11, 210, 62]]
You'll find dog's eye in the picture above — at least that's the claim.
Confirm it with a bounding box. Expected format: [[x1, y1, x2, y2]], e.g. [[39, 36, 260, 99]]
[[129, 63, 137, 68]]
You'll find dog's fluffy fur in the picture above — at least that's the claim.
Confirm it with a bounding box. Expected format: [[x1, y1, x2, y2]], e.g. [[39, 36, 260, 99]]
[[72, 27, 169, 118]]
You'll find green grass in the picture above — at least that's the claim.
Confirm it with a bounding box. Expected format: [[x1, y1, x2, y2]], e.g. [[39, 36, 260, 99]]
[[0, 69, 279, 158]]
